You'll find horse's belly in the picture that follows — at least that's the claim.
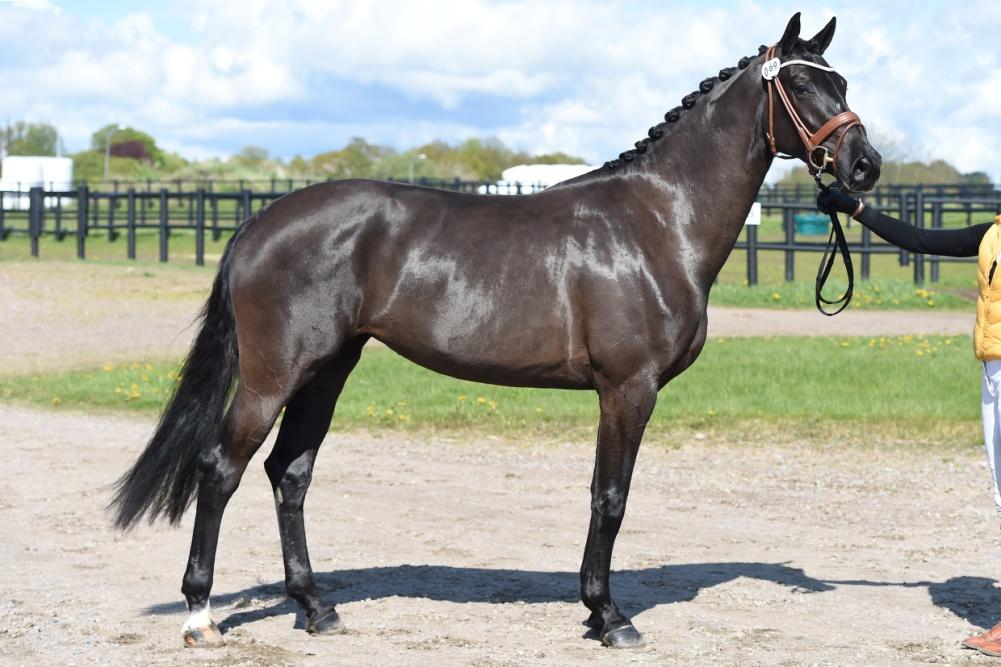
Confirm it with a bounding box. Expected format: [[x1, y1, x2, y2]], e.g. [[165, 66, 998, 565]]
[[373, 325, 592, 390]]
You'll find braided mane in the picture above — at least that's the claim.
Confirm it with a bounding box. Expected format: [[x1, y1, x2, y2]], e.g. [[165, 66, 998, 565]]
[[603, 45, 769, 169]]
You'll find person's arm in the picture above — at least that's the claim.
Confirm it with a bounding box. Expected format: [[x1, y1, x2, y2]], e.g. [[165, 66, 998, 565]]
[[816, 186, 989, 258]]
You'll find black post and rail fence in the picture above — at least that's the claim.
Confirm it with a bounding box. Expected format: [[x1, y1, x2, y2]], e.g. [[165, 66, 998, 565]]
[[3, 180, 1000, 285]]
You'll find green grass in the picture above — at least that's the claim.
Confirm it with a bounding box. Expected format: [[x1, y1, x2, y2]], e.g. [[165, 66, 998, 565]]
[[0, 335, 982, 444], [0, 227, 235, 265], [708, 279, 971, 309]]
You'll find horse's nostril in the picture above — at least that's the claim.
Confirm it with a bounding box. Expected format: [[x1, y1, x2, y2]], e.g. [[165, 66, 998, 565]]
[[852, 157, 871, 181]]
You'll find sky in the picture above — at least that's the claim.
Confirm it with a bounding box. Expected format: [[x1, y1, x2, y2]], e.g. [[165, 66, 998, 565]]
[[1, 0, 1000, 182]]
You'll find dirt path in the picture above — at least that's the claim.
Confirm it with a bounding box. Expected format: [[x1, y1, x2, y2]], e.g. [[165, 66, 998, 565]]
[[0, 261, 975, 376], [2, 403, 1000, 665]]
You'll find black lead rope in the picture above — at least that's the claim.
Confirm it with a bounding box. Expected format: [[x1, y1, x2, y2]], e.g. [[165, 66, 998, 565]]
[[814, 182, 854, 316]]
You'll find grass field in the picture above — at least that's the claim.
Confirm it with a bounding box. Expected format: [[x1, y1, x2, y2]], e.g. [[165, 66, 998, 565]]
[[0, 335, 982, 445]]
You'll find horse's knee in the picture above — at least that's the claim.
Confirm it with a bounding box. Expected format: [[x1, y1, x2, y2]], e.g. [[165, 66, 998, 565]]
[[591, 487, 628, 523]]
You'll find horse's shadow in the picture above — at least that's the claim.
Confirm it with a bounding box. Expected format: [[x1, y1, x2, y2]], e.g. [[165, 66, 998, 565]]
[[144, 562, 1001, 634]]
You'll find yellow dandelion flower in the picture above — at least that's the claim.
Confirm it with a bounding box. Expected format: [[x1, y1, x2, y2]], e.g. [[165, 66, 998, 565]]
[[476, 397, 486, 404]]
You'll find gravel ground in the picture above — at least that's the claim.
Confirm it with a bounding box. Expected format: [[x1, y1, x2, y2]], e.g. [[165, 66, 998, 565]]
[[2, 403, 1001, 665], [2, 260, 992, 665]]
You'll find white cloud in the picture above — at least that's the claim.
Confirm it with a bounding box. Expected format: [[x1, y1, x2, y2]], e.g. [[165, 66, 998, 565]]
[[0, 1, 997, 181]]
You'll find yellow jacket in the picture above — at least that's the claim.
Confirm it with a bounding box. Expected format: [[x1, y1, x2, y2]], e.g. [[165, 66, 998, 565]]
[[975, 215, 1001, 360]]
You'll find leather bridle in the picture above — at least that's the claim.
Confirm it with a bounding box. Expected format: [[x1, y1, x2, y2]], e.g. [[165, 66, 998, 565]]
[[762, 44, 863, 180]]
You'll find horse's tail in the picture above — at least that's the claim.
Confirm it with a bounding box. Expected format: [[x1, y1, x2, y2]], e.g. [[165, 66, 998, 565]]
[[110, 231, 243, 530]]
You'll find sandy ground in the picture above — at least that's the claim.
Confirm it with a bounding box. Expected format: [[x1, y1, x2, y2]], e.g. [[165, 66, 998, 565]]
[[2, 403, 1001, 665], [0, 261, 975, 375], [2, 260, 993, 664]]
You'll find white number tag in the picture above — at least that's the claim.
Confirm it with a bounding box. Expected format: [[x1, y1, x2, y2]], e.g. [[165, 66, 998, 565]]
[[761, 58, 781, 80]]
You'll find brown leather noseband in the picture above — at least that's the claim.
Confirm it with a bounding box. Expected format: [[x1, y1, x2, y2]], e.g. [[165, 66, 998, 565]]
[[762, 45, 863, 178]]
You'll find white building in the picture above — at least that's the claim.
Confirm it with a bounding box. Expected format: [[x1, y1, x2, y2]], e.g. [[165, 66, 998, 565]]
[[480, 163, 600, 195], [0, 156, 74, 209]]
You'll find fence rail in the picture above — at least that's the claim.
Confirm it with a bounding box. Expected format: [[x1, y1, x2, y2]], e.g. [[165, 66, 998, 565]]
[[3, 180, 1001, 282]]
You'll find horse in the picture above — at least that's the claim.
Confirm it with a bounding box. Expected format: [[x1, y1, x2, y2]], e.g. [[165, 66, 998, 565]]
[[111, 12, 881, 649]]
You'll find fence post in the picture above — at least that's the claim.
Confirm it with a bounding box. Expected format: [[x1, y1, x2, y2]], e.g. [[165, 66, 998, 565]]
[[127, 188, 137, 260], [860, 225, 870, 281], [211, 194, 220, 241], [241, 189, 251, 223], [159, 188, 169, 263], [195, 189, 206, 266], [0, 192, 5, 240], [76, 185, 88, 259], [898, 194, 909, 267], [913, 190, 924, 284], [930, 200, 941, 283], [28, 186, 43, 258], [783, 207, 794, 281], [746, 223, 758, 286], [54, 194, 64, 241], [108, 193, 117, 241]]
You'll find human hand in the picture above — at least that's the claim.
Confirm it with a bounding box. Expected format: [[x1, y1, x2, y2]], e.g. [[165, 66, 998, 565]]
[[816, 184, 860, 216]]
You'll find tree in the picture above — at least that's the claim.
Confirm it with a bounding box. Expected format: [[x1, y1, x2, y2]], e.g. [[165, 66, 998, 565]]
[[287, 154, 310, 176], [90, 124, 164, 165], [232, 146, 270, 168], [3, 121, 62, 156], [311, 137, 391, 179]]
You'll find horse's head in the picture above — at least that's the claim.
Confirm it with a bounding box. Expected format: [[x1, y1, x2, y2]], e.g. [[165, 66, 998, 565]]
[[764, 13, 882, 192]]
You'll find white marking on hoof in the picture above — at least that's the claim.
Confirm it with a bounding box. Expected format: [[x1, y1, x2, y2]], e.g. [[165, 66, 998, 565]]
[[181, 602, 213, 635], [181, 603, 224, 647]]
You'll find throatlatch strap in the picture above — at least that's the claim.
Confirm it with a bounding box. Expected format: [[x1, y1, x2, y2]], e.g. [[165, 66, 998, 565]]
[[814, 206, 854, 316]]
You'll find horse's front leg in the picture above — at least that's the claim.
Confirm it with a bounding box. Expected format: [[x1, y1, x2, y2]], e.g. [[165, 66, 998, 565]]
[[580, 373, 657, 648]]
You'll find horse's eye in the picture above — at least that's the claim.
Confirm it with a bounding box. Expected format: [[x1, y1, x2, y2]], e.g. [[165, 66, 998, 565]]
[[792, 84, 810, 95]]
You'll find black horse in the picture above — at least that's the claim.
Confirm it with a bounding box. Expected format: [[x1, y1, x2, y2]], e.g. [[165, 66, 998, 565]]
[[112, 13, 881, 649]]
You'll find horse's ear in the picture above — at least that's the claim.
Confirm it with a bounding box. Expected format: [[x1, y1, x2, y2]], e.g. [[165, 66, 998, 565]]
[[807, 17, 836, 55], [779, 12, 801, 55]]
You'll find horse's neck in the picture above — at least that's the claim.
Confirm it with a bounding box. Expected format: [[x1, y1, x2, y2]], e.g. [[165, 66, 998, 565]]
[[631, 64, 773, 288]]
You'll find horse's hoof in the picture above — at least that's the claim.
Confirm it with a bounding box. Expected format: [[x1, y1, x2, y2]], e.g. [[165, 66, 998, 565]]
[[601, 623, 645, 648], [182, 621, 224, 648], [307, 608, 346, 635]]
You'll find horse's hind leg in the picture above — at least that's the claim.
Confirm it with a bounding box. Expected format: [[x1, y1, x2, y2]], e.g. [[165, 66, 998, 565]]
[[180, 378, 289, 647], [263, 337, 366, 635]]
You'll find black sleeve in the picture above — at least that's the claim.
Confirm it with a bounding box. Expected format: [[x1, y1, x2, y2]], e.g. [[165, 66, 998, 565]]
[[855, 207, 990, 258]]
